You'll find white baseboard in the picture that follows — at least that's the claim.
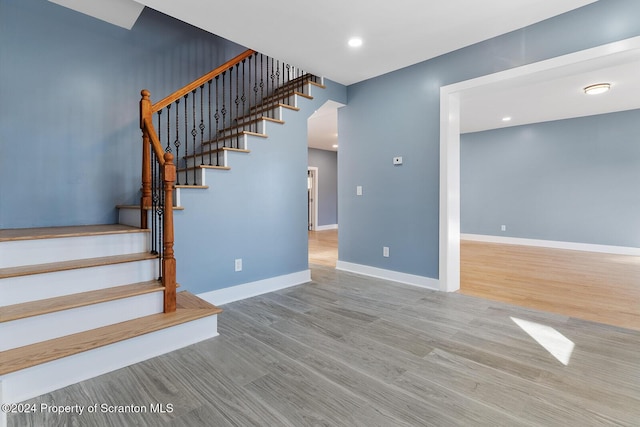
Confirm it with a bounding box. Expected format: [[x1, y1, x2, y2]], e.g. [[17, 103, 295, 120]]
[[315, 224, 338, 231], [198, 270, 311, 306], [335, 261, 439, 291], [461, 234, 640, 256]]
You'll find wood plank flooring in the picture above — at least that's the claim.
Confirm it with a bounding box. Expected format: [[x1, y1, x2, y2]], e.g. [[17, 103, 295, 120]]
[[9, 266, 640, 426], [308, 229, 338, 267], [308, 230, 640, 331], [460, 240, 640, 331]]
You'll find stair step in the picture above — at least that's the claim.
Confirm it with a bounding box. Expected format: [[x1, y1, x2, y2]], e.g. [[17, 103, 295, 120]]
[[116, 205, 185, 210], [0, 225, 150, 269], [256, 90, 312, 110], [0, 280, 163, 323], [218, 115, 284, 136], [0, 252, 157, 280], [0, 291, 221, 376], [249, 102, 300, 117], [183, 146, 250, 161], [0, 224, 144, 242]]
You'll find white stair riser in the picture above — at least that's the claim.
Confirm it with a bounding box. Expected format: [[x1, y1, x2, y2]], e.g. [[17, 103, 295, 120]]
[[1, 260, 158, 307], [118, 208, 152, 228], [0, 315, 218, 414], [0, 292, 164, 351], [0, 233, 149, 269]]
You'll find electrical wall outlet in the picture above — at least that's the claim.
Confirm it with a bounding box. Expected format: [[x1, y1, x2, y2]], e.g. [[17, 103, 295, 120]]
[[235, 258, 242, 272], [383, 246, 390, 257], [393, 156, 403, 165]]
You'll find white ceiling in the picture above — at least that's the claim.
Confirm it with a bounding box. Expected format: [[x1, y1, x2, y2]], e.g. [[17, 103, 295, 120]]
[[135, 0, 597, 86], [48, 0, 640, 149], [460, 49, 640, 133]]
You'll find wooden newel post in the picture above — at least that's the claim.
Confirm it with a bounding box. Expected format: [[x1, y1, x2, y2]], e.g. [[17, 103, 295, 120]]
[[140, 89, 153, 230], [162, 152, 177, 313]]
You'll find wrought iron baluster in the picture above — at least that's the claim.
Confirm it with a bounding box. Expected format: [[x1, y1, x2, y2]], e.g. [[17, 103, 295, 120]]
[[228, 67, 233, 147], [207, 80, 212, 166], [221, 71, 227, 152], [157, 167, 164, 280], [276, 59, 281, 100], [165, 104, 171, 153], [270, 58, 276, 118], [241, 59, 246, 134], [151, 148, 157, 255], [174, 100, 181, 184], [253, 54, 258, 133], [157, 110, 162, 149], [191, 89, 198, 185], [215, 75, 220, 166], [199, 86, 205, 167], [183, 94, 189, 185], [235, 63, 240, 149], [260, 54, 265, 119]]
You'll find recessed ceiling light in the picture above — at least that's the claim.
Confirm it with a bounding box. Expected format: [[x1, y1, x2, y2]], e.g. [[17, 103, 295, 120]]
[[584, 83, 610, 95], [502, 116, 512, 122], [348, 37, 363, 48]]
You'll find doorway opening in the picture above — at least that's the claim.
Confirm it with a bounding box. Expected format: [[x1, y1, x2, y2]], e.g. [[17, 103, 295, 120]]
[[439, 35, 640, 330]]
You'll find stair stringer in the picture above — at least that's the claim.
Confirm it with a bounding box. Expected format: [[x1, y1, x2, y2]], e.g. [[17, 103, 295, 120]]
[[170, 78, 347, 297]]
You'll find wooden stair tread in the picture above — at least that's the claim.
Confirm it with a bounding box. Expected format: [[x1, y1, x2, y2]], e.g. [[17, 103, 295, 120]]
[[197, 165, 230, 171], [257, 90, 312, 108], [183, 147, 250, 161], [0, 224, 147, 242], [175, 184, 210, 188], [0, 281, 164, 323], [0, 252, 158, 280], [249, 102, 300, 116], [218, 116, 285, 134], [0, 291, 222, 375], [116, 204, 185, 210]]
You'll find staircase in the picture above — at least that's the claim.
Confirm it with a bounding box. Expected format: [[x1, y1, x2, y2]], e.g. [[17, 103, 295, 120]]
[[0, 225, 221, 427], [0, 49, 326, 427]]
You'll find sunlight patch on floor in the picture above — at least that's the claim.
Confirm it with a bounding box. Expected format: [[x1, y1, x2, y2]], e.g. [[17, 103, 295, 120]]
[[511, 317, 575, 365]]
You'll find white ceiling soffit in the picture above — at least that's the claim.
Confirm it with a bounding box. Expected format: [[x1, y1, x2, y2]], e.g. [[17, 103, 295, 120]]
[[460, 47, 640, 133], [48, 0, 144, 30], [136, 0, 597, 85], [308, 101, 345, 152]]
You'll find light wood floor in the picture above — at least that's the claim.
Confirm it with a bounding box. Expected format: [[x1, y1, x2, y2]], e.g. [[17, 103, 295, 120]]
[[308, 229, 338, 267], [309, 230, 640, 331], [460, 240, 640, 331], [11, 265, 640, 426]]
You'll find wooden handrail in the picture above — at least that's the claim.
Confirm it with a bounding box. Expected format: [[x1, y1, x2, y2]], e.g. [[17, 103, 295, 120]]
[[151, 49, 256, 113], [142, 117, 166, 166]]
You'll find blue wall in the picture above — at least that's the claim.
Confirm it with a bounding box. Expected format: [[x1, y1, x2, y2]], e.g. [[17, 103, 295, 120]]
[[461, 110, 640, 247], [0, 0, 244, 228], [174, 81, 346, 294], [308, 148, 338, 227], [339, 0, 640, 279]]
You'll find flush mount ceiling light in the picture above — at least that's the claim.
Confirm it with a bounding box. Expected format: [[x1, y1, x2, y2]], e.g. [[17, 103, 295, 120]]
[[583, 83, 611, 95], [348, 37, 363, 48], [502, 116, 512, 122]]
